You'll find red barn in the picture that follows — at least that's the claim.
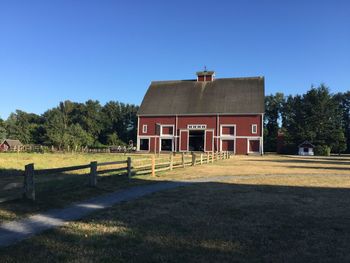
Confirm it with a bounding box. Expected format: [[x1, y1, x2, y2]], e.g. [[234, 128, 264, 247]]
[[137, 70, 265, 154]]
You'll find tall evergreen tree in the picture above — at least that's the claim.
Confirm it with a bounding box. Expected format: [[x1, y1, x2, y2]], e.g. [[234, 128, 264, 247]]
[[264, 93, 284, 152]]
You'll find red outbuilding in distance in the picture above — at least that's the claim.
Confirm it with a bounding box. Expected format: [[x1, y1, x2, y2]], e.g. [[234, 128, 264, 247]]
[[137, 70, 265, 154]]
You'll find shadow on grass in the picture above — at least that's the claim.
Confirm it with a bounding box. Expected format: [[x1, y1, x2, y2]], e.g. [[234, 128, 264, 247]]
[[248, 157, 350, 167], [0, 168, 153, 223], [1, 180, 350, 262], [286, 165, 350, 171]]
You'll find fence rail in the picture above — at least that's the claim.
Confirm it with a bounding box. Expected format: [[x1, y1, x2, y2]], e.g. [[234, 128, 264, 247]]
[[1, 151, 231, 203]]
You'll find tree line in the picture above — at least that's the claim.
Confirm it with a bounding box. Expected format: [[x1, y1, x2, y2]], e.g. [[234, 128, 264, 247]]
[[0, 100, 139, 150], [1, 84, 349, 154], [265, 84, 350, 154]]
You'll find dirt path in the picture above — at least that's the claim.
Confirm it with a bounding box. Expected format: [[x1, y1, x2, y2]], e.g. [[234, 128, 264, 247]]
[[0, 182, 189, 247]]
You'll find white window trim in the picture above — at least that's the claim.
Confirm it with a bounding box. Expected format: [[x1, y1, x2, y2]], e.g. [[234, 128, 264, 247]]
[[251, 124, 257, 134], [187, 124, 207, 130], [247, 138, 261, 154], [220, 124, 236, 137], [139, 137, 150, 152], [142, 124, 147, 134], [160, 124, 175, 136]]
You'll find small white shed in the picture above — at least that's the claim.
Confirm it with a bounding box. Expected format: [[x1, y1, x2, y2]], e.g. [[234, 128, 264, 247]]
[[298, 141, 315, 156]]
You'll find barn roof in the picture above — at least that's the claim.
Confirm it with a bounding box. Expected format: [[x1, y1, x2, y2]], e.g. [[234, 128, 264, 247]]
[[138, 77, 265, 115], [1, 139, 23, 147]]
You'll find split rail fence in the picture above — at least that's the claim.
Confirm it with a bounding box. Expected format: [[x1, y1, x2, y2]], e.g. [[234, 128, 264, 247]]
[[0, 151, 231, 202]]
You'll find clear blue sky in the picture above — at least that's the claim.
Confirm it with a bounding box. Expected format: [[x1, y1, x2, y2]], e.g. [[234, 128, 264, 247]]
[[0, 0, 349, 119]]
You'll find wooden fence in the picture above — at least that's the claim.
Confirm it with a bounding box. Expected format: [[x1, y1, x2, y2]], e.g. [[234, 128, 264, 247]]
[[1, 151, 231, 202]]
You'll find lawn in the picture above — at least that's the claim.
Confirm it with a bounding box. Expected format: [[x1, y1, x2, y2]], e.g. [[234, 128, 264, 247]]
[[1, 154, 350, 262], [0, 152, 156, 223]]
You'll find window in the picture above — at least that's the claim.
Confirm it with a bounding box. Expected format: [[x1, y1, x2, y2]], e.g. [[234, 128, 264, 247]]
[[139, 139, 149, 151], [161, 139, 173, 151], [161, 126, 174, 135], [142, 125, 147, 133], [221, 125, 235, 136], [252, 124, 257, 134], [304, 147, 309, 152]]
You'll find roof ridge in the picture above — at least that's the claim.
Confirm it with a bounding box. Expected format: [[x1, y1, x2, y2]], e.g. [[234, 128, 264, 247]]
[[151, 76, 264, 84]]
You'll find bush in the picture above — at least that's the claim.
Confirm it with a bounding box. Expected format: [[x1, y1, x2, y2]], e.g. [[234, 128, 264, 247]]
[[281, 144, 297, 155], [314, 145, 331, 156]]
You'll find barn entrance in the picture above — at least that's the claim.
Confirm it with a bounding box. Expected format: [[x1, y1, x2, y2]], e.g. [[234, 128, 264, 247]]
[[189, 130, 204, 151]]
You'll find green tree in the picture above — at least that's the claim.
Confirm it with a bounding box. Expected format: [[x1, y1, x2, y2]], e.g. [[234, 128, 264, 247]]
[[281, 85, 346, 154], [65, 124, 94, 149], [0, 118, 6, 140], [334, 92, 350, 153], [264, 93, 284, 152], [5, 110, 43, 144]]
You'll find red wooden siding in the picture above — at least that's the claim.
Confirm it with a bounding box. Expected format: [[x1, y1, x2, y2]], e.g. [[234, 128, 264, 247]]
[[219, 115, 262, 136], [138, 116, 176, 136], [138, 114, 263, 154], [221, 140, 234, 151], [177, 116, 216, 130], [180, 130, 188, 151], [205, 75, 212, 81], [198, 76, 205, 81], [235, 138, 247, 155], [162, 126, 173, 135], [205, 130, 214, 152]]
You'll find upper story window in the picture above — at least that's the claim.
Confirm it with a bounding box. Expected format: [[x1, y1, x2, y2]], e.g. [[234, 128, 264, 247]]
[[142, 124, 147, 133], [252, 124, 257, 134]]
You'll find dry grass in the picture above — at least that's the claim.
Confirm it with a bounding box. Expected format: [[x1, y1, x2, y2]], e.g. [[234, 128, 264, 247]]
[[1, 154, 350, 262], [1, 177, 350, 262], [0, 152, 151, 172], [0, 152, 156, 223], [153, 154, 350, 181]]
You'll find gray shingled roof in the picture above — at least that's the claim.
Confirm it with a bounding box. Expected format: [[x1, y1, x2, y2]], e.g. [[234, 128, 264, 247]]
[[1, 139, 23, 147], [138, 77, 265, 115]]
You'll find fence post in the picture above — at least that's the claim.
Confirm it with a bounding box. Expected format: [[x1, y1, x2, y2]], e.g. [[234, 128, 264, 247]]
[[182, 152, 185, 168], [212, 152, 215, 163], [169, 153, 173, 171], [191, 152, 196, 166], [24, 163, 35, 201], [89, 161, 97, 187], [207, 152, 209, 164], [151, 155, 155, 177], [200, 153, 203, 165], [127, 157, 132, 177]]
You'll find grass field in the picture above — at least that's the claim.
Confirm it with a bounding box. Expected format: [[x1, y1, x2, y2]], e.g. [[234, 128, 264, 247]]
[[1, 153, 350, 262], [0, 152, 154, 223]]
